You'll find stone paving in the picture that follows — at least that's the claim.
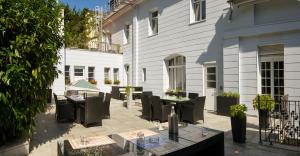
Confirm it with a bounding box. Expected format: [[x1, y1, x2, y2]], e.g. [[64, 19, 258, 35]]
[[29, 99, 300, 156]]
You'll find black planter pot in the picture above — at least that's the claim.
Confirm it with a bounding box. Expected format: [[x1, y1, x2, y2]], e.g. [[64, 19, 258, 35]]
[[231, 117, 246, 143], [217, 96, 239, 116], [258, 109, 269, 129]]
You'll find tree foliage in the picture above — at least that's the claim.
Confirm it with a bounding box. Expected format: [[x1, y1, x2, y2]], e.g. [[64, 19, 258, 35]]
[[0, 0, 63, 144], [63, 5, 96, 49]]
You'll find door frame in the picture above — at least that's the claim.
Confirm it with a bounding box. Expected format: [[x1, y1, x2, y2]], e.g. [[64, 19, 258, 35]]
[[203, 62, 218, 111]]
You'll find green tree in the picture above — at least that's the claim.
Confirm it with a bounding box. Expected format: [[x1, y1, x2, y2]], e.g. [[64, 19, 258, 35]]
[[63, 5, 96, 49], [0, 0, 63, 144]]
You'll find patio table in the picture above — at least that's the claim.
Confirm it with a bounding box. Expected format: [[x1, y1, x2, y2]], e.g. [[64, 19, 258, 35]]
[[161, 96, 191, 120], [57, 124, 224, 156], [65, 95, 85, 123]]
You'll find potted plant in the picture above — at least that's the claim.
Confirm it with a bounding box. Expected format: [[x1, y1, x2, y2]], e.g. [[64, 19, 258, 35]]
[[65, 77, 71, 85], [113, 80, 120, 85], [89, 79, 97, 85], [217, 92, 240, 116], [124, 86, 132, 108], [230, 104, 247, 143], [104, 79, 112, 85], [253, 94, 275, 129]]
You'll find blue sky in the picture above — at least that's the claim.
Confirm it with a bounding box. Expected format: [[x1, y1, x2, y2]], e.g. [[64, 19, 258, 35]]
[[60, 0, 108, 10]]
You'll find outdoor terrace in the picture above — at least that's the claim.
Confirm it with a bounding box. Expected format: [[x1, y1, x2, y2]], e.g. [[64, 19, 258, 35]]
[[28, 99, 300, 156]]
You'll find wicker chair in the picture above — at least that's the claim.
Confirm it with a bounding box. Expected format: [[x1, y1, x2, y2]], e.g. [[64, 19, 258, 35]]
[[80, 96, 103, 127], [178, 91, 187, 97], [141, 92, 153, 120], [99, 92, 105, 99], [53, 93, 74, 121], [188, 93, 199, 99], [151, 96, 172, 123], [65, 90, 79, 96], [181, 96, 206, 124], [102, 93, 112, 119]]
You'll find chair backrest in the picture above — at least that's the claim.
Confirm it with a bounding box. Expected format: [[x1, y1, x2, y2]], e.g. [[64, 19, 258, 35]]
[[134, 87, 143, 92], [151, 96, 161, 111], [66, 90, 79, 96], [141, 93, 152, 109], [104, 93, 112, 105], [85, 96, 102, 111], [142, 91, 153, 96], [192, 96, 206, 110], [99, 92, 105, 100], [178, 92, 186, 97], [188, 93, 199, 99]]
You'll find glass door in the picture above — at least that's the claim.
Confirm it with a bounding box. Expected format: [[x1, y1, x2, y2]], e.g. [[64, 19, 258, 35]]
[[260, 59, 284, 102]]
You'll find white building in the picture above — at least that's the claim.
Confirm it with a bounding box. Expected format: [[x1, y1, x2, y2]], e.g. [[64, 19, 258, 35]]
[[102, 0, 300, 114], [52, 48, 124, 95]]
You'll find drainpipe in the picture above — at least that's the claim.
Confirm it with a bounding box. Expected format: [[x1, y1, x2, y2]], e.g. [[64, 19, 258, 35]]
[[227, 0, 233, 21]]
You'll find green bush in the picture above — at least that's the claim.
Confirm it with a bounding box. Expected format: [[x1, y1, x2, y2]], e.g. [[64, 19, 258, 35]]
[[0, 0, 63, 144], [219, 92, 240, 99], [125, 86, 131, 96], [104, 79, 112, 85], [230, 104, 247, 119], [113, 80, 120, 85], [252, 94, 275, 111]]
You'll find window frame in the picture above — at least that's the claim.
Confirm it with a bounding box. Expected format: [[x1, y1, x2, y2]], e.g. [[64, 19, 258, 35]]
[[149, 10, 158, 36], [104, 67, 110, 81], [123, 24, 130, 45], [168, 56, 186, 91], [113, 68, 119, 82], [88, 66, 95, 81], [65, 65, 70, 79], [190, 0, 206, 24], [74, 66, 84, 77], [142, 68, 147, 82], [259, 56, 284, 102]]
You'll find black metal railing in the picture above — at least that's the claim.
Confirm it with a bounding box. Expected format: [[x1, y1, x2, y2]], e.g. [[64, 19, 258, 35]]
[[258, 98, 300, 146], [88, 41, 122, 54]]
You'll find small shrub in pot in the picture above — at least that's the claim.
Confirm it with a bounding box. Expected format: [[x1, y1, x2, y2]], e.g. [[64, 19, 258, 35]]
[[230, 104, 247, 143]]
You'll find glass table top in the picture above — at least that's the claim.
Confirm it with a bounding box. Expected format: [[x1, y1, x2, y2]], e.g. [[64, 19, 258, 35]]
[[58, 124, 222, 156]]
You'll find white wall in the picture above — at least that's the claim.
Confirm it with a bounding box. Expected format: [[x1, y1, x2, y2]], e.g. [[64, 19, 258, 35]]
[[51, 48, 65, 95], [223, 0, 300, 114], [104, 0, 227, 96], [65, 48, 124, 93]]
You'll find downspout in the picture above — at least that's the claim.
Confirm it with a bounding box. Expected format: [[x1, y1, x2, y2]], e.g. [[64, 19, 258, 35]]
[[227, 0, 233, 21]]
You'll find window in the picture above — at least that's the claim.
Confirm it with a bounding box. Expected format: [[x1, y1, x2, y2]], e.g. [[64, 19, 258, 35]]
[[65, 65, 70, 78], [104, 67, 110, 81], [113, 68, 119, 81], [74, 66, 84, 76], [259, 45, 284, 102], [142, 68, 146, 82], [65, 65, 70, 84], [168, 56, 186, 90], [206, 67, 216, 88], [149, 11, 158, 35], [88, 67, 95, 81], [191, 0, 206, 23], [124, 24, 130, 44]]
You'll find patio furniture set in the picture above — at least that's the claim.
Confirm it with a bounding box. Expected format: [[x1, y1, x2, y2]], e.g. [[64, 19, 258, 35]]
[[141, 91, 206, 124], [111, 86, 143, 100], [58, 124, 224, 156], [53, 91, 111, 127]]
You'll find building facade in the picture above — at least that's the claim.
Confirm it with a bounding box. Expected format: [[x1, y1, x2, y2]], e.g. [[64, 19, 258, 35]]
[[52, 48, 124, 95], [103, 0, 300, 114]]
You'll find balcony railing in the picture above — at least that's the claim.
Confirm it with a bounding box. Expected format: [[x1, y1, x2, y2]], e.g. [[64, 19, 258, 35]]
[[89, 41, 122, 54], [104, 0, 136, 19]]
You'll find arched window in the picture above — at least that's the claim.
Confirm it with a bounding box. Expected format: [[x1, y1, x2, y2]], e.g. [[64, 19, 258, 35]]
[[168, 55, 186, 91]]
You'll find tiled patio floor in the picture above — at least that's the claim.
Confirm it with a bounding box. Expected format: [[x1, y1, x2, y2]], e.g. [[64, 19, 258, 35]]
[[29, 99, 299, 156]]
